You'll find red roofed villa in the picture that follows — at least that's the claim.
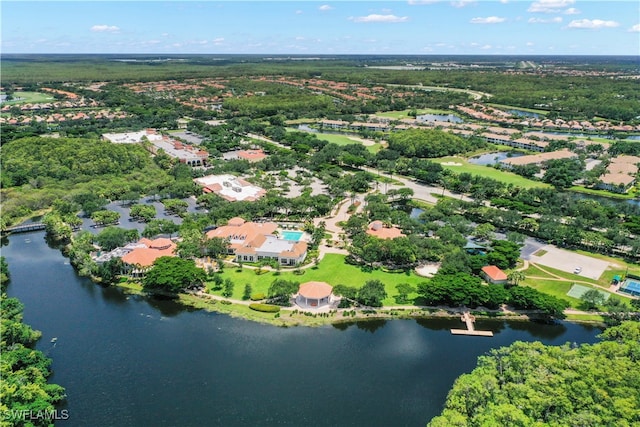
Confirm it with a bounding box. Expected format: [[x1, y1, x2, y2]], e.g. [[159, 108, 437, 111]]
[[121, 238, 177, 277], [206, 217, 307, 266], [481, 265, 508, 285]]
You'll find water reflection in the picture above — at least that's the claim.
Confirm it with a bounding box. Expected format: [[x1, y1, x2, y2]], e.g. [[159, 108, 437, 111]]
[[3, 233, 604, 427]]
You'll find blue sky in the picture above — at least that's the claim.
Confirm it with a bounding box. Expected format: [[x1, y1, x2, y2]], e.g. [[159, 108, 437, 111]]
[[2, 1, 639, 55]]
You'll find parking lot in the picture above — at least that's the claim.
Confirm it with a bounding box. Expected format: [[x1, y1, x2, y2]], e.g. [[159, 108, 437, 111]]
[[528, 245, 611, 280]]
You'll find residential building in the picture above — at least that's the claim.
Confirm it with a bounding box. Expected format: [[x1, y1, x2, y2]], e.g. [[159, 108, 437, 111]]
[[206, 218, 307, 266], [500, 149, 577, 168], [597, 155, 640, 193], [120, 238, 177, 277], [102, 128, 208, 166], [193, 174, 266, 202], [481, 265, 508, 285], [222, 148, 267, 163]]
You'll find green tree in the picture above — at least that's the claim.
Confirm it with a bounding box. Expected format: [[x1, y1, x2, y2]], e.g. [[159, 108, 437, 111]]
[[94, 227, 139, 251], [507, 271, 526, 286], [129, 204, 157, 222], [268, 279, 299, 299], [142, 257, 205, 293], [242, 283, 253, 301], [428, 322, 640, 426], [357, 279, 387, 307], [580, 288, 605, 311], [394, 283, 415, 304], [142, 219, 179, 238], [222, 278, 235, 298], [473, 223, 496, 242], [91, 209, 120, 226]]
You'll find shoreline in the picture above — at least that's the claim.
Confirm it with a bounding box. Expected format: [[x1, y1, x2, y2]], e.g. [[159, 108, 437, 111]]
[[114, 281, 607, 328]]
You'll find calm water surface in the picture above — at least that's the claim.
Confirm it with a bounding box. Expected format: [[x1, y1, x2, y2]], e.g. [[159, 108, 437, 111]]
[[4, 232, 602, 427], [468, 151, 524, 166]]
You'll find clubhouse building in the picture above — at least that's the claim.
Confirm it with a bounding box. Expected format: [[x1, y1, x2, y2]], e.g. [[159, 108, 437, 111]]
[[206, 217, 307, 266]]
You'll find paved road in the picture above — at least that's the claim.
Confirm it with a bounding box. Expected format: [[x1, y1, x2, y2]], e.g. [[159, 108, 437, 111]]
[[361, 166, 473, 204]]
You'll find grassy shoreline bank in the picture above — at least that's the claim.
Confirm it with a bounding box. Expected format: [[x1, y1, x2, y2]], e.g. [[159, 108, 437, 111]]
[[113, 281, 606, 328]]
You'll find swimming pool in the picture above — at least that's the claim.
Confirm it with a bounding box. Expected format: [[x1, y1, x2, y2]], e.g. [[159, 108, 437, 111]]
[[620, 279, 640, 297], [281, 231, 304, 241]]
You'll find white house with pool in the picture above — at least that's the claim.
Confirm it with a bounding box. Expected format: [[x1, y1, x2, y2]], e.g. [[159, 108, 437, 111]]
[[206, 217, 308, 266]]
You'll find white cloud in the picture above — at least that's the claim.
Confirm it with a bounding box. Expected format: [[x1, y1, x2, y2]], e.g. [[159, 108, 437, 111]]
[[470, 16, 506, 24], [295, 10, 303, 15], [480, 44, 492, 49], [528, 0, 575, 13], [526, 41, 535, 46], [408, 0, 439, 4], [629, 24, 640, 32], [564, 8, 579, 15], [451, 0, 476, 8], [318, 5, 333, 11], [528, 17, 562, 23], [350, 14, 409, 23], [568, 19, 619, 29], [90, 24, 120, 33]]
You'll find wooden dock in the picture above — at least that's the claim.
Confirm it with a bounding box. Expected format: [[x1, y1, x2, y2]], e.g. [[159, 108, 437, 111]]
[[451, 311, 493, 337]]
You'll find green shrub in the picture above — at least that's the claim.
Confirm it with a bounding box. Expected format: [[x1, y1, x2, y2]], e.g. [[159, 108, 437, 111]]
[[249, 303, 281, 313], [250, 293, 266, 301]]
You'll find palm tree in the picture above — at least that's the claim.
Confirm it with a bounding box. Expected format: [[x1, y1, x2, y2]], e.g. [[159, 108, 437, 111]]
[[508, 271, 526, 286]]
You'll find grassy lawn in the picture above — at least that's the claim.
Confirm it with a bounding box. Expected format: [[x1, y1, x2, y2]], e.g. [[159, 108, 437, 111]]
[[432, 157, 550, 189], [564, 313, 606, 322], [285, 127, 381, 153], [568, 185, 636, 200], [314, 132, 381, 153], [521, 278, 583, 308], [1, 91, 55, 104], [209, 254, 424, 306]]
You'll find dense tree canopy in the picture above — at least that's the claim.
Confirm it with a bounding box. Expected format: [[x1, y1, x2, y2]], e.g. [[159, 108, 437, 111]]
[[428, 322, 640, 427], [1, 137, 153, 186], [387, 128, 474, 158], [142, 257, 205, 293]]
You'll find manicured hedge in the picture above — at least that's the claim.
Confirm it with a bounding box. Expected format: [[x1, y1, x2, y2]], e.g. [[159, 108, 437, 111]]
[[249, 303, 281, 313], [250, 293, 266, 301]]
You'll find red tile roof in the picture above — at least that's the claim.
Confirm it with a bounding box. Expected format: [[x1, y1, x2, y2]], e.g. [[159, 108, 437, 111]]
[[481, 265, 508, 282], [298, 281, 333, 299], [121, 239, 177, 267]]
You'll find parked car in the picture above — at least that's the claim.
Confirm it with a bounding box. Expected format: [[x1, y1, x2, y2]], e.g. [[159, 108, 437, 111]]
[[574, 267, 582, 274]]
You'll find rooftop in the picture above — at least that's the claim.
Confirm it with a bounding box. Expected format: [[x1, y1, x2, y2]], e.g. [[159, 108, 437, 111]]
[[194, 174, 266, 202], [481, 265, 508, 282], [298, 281, 333, 299]]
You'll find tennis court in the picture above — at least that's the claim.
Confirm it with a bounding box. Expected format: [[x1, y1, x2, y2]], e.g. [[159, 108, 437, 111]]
[[619, 279, 640, 297], [567, 284, 610, 301]]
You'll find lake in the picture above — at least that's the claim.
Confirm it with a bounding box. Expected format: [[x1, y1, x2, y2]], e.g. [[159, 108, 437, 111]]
[[468, 151, 524, 166], [3, 232, 602, 427], [507, 109, 542, 119], [416, 114, 463, 123]]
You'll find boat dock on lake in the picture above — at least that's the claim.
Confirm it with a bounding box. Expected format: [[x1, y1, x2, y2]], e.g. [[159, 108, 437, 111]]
[[451, 311, 494, 337]]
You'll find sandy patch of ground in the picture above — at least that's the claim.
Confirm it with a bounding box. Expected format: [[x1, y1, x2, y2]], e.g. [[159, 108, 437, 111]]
[[441, 161, 462, 166], [347, 136, 376, 146], [416, 263, 441, 278]]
